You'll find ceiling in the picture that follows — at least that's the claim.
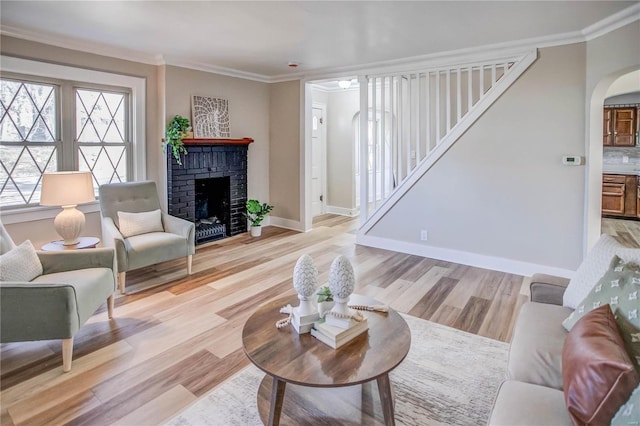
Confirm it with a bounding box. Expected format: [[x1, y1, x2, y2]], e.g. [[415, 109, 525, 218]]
[[1, 1, 638, 81]]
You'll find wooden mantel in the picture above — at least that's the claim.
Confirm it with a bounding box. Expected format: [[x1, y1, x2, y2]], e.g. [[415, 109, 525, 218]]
[[182, 138, 254, 146]]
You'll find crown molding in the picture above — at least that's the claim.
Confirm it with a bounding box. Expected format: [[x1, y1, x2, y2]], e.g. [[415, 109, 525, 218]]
[[582, 2, 640, 41], [0, 24, 162, 66], [162, 57, 272, 83], [2, 3, 638, 84]]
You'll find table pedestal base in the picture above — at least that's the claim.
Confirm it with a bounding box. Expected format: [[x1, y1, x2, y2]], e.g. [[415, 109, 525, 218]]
[[257, 375, 395, 425]]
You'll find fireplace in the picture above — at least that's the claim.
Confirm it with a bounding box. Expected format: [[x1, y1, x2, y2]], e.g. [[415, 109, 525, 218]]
[[195, 176, 230, 244], [167, 138, 253, 245]]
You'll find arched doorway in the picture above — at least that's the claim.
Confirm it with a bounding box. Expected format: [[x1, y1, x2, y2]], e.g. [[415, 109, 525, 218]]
[[585, 67, 640, 253]]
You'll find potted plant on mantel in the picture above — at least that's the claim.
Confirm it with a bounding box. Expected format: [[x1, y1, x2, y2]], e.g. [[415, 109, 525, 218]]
[[164, 115, 191, 166], [243, 199, 273, 237]]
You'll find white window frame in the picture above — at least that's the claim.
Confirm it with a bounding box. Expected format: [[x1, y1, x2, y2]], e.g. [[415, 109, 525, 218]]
[[0, 55, 146, 225]]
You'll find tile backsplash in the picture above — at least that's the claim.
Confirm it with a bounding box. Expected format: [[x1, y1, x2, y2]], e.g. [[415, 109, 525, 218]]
[[603, 147, 640, 166]]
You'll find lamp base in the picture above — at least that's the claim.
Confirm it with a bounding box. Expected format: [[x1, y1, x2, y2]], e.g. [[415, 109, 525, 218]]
[[54, 205, 85, 245]]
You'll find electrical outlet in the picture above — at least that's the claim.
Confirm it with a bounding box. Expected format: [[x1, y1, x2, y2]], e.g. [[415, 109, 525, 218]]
[[420, 230, 428, 241], [623, 155, 630, 164], [410, 150, 416, 159]]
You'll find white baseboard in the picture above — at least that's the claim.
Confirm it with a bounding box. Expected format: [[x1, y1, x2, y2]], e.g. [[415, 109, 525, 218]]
[[325, 205, 359, 217], [269, 216, 306, 232], [356, 234, 575, 279]]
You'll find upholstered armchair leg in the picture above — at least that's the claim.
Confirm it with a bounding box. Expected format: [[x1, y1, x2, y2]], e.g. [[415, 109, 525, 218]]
[[118, 272, 126, 294], [62, 337, 74, 372], [107, 294, 114, 319], [187, 255, 193, 275]]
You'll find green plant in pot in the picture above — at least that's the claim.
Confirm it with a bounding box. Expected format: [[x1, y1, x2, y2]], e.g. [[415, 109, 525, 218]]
[[164, 115, 191, 166], [243, 199, 273, 237], [316, 286, 335, 317]]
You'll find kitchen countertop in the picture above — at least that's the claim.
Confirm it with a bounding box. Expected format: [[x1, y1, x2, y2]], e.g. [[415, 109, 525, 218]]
[[603, 165, 640, 176]]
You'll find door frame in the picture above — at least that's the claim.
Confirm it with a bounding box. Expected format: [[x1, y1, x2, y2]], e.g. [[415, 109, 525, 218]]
[[312, 102, 328, 217]]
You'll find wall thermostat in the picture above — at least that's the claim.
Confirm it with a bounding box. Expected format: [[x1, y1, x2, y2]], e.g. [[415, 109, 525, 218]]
[[562, 156, 584, 166]]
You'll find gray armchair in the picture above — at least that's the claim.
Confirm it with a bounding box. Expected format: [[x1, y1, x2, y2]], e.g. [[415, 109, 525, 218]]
[[0, 224, 116, 372], [98, 181, 195, 293]]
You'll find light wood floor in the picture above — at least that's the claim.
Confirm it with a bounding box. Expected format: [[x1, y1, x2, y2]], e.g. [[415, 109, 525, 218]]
[[602, 217, 640, 248], [1, 215, 635, 425]]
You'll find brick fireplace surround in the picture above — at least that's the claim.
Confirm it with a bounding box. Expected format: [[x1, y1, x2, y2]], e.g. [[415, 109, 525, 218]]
[[167, 138, 253, 244]]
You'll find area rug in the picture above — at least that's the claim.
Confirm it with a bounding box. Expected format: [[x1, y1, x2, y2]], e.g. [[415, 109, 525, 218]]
[[166, 314, 509, 425]]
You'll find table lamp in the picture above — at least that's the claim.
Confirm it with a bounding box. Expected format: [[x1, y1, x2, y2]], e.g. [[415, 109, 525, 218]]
[[40, 171, 95, 245]]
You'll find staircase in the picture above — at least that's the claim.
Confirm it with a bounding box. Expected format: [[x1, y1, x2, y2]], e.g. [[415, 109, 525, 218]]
[[357, 50, 538, 234]]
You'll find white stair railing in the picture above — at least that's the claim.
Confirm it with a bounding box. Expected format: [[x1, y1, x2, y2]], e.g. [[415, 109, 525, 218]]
[[358, 50, 537, 234]]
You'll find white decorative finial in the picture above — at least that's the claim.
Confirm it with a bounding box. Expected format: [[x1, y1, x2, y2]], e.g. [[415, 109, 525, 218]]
[[292, 254, 319, 317], [293, 254, 318, 298], [328, 255, 355, 317]]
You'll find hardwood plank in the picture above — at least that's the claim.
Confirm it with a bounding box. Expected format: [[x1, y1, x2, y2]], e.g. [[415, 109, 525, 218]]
[[429, 305, 462, 328], [476, 273, 523, 342], [204, 312, 253, 359], [452, 296, 491, 335], [182, 348, 250, 397], [408, 277, 458, 319], [70, 350, 222, 425], [112, 385, 197, 426], [372, 278, 414, 306], [389, 266, 449, 313], [8, 389, 101, 426], [1, 341, 133, 423]]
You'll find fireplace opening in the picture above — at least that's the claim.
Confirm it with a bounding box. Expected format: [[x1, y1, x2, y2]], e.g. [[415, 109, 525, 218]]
[[195, 176, 231, 244]]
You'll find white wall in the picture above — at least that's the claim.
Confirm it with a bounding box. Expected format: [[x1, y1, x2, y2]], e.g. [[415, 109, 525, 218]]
[[606, 70, 640, 97], [366, 43, 587, 274], [326, 89, 360, 210]]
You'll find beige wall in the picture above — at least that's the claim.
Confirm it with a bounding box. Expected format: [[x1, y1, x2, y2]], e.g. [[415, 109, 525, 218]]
[[326, 89, 359, 210], [0, 35, 161, 245], [269, 81, 301, 221], [164, 65, 270, 204], [368, 43, 588, 271]]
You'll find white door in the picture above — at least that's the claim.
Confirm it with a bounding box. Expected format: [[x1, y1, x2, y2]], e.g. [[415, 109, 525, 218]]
[[311, 107, 325, 217]]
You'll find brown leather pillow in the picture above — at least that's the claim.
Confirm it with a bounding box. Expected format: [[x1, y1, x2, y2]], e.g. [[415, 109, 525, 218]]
[[562, 304, 639, 425]]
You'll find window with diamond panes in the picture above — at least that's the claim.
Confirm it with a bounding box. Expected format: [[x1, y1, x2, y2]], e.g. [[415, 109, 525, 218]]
[[76, 88, 130, 195], [0, 79, 59, 207]]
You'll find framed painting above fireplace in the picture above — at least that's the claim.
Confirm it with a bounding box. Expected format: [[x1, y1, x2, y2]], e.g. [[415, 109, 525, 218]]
[[191, 95, 230, 138]]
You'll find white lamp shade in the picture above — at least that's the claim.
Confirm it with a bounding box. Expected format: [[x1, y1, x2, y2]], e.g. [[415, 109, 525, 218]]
[[40, 171, 95, 207]]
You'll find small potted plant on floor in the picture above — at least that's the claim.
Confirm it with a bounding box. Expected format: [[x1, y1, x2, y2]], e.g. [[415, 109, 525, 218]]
[[164, 115, 191, 166], [244, 199, 273, 237]]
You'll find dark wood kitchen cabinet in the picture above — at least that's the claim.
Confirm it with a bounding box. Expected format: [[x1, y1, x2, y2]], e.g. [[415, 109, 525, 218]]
[[602, 174, 638, 218], [603, 107, 637, 147]]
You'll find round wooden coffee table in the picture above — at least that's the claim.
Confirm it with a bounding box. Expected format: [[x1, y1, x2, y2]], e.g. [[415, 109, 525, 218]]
[[242, 294, 411, 425]]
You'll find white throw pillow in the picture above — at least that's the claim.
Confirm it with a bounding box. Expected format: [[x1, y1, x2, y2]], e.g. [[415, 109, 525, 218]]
[[563, 234, 640, 309], [0, 240, 43, 282], [117, 209, 164, 238]]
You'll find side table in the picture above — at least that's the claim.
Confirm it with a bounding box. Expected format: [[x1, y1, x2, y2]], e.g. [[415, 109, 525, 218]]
[[41, 237, 100, 251]]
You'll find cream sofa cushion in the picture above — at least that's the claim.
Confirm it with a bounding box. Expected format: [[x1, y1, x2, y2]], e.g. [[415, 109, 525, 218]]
[[0, 240, 42, 282], [117, 209, 164, 238], [507, 302, 572, 390], [488, 380, 571, 425]]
